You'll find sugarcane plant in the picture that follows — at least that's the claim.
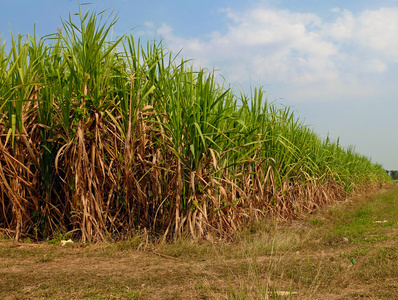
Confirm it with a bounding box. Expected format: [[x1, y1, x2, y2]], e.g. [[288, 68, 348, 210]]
[[0, 5, 390, 242]]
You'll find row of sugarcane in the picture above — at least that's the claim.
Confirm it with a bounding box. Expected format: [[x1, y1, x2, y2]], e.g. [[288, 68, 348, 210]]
[[0, 7, 390, 241]]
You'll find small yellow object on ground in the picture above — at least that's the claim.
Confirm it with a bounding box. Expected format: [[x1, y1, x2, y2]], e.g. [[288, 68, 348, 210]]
[[60, 239, 74, 246]]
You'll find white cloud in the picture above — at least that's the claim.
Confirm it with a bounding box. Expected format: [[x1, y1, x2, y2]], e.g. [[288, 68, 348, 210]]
[[356, 8, 398, 62], [324, 7, 398, 61], [144, 5, 398, 102], [157, 23, 209, 60], [324, 9, 355, 39], [365, 59, 387, 72], [144, 21, 154, 28]]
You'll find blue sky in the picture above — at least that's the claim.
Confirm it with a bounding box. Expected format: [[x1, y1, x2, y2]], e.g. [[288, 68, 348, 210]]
[[1, 0, 397, 170]]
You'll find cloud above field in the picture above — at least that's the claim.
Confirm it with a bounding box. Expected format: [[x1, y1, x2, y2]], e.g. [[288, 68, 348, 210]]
[[150, 5, 398, 102]]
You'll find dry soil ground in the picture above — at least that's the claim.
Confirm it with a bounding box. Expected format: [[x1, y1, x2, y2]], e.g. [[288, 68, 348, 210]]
[[1, 184, 397, 299]]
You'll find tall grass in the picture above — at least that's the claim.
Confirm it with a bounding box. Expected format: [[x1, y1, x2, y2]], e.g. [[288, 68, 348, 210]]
[[0, 7, 390, 242]]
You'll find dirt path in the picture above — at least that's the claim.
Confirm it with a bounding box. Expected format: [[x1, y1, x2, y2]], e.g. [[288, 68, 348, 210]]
[[1, 185, 398, 299]]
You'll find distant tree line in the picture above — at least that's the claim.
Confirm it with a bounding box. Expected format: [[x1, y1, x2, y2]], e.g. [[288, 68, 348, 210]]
[[386, 170, 398, 180]]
